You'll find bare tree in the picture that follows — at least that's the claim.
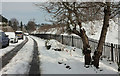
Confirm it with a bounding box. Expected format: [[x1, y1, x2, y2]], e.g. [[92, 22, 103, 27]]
[[20, 21, 23, 31], [27, 20, 36, 33], [92, 2, 120, 68], [36, 2, 104, 66], [12, 22, 18, 31], [10, 18, 19, 31], [36, 1, 119, 68]]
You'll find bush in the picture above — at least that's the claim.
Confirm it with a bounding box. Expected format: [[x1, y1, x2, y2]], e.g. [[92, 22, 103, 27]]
[[45, 40, 51, 50]]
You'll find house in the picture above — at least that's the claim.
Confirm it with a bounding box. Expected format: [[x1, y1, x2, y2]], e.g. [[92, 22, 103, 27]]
[[0, 15, 14, 32], [0, 15, 8, 26]]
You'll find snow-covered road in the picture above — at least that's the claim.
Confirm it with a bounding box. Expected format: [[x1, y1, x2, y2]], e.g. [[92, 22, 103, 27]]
[[0, 39, 24, 58], [0, 36, 34, 74]]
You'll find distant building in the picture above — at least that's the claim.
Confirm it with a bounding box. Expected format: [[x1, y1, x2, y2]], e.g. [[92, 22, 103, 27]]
[[0, 15, 8, 26], [0, 15, 14, 32]]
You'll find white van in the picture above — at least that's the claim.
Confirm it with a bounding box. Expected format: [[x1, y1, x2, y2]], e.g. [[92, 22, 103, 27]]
[[5, 32, 18, 43]]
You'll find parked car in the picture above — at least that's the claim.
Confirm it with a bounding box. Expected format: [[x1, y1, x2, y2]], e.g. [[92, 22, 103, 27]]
[[5, 32, 18, 43], [24, 33, 29, 36], [0, 30, 9, 48], [15, 31, 24, 40]]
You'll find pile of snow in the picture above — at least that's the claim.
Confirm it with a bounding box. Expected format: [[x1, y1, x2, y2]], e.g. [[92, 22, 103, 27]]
[[31, 36, 119, 74]]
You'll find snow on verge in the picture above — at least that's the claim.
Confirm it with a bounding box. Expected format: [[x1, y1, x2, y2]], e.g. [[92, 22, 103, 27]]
[[31, 36, 119, 74]]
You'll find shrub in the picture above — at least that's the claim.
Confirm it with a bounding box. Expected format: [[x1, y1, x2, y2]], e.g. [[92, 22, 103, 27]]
[[45, 40, 51, 50]]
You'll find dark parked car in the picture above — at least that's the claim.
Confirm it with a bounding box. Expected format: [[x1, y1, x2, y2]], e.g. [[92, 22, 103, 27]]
[[0, 30, 9, 48]]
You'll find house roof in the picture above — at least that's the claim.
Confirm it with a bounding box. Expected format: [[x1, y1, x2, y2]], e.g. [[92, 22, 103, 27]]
[[0, 15, 8, 23]]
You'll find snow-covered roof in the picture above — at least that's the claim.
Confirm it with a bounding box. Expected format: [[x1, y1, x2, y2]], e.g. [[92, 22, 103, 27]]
[[5, 32, 15, 38]]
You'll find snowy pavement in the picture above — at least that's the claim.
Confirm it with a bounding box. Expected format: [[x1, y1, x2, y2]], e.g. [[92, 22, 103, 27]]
[[31, 36, 119, 74]]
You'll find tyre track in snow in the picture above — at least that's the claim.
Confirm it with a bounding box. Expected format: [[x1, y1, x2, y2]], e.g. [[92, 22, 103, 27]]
[[29, 38, 40, 75], [0, 37, 28, 70]]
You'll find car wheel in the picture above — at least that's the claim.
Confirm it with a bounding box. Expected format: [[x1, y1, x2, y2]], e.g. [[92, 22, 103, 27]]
[[7, 40, 9, 46], [7, 42, 9, 46], [2, 45, 4, 48], [22, 37, 23, 40]]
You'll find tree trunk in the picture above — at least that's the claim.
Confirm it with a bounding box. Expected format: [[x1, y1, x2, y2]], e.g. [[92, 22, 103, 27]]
[[73, 22, 91, 65], [74, 9, 92, 66], [80, 28, 91, 65], [93, 2, 110, 68], [66, 7, 92, 66]]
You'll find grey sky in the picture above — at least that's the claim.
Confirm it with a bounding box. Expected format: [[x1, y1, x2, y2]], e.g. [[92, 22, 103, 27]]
[[1, 2, 51, 25], [1, 1, 119, 25]]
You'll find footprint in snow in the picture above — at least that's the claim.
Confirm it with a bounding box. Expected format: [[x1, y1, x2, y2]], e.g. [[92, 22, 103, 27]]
[[58, 62, 62, 64], [66, 65, 71, 70], [58, 62, 71, 70]]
